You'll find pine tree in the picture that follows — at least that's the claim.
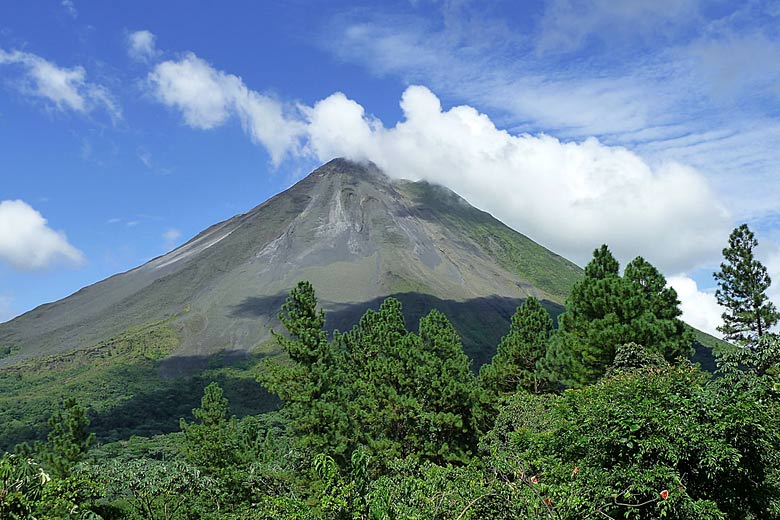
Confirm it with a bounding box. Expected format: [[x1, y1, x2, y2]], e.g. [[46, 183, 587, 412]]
[[261, 281, 353, 461], [37, 398, 94, 478], [414, 309, 479, 462], [179, 382, 243, 471], [541, 245, 692, 387], [479, 297, 553, 395], [622, 256, 693, 361], [714, 224, 779, 347]]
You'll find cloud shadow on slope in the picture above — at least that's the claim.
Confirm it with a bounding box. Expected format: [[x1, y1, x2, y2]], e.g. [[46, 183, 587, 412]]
[[230, 291, 564, 368]]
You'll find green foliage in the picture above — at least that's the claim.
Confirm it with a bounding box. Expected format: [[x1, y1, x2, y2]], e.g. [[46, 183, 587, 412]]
[[0, 454, 49, 519], [262, 281, 353, 461], [541, 245, 693, 387], [337, 300, 479, 465], [0, 454, 105, 520], [0, 320, 275, 451], [35, 398, 95, 479], [714, 224, 780, 347], [93, 458, 212, 520], [485, 362, 780, 519], [263, 283, 480, 468], [179, 382, 244, 472], [606, 342, 670, 376], [479, 296, 553, 396]]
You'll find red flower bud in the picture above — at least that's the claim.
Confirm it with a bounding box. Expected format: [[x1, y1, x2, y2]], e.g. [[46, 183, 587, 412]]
[[660, 490, 669, 500], [531, 475, 538, 484]]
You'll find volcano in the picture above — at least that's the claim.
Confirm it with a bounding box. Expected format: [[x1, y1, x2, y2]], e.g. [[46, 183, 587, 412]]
[[0, 158, 583, 372]]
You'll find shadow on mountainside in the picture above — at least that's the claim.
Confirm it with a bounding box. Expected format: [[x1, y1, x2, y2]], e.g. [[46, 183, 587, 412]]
[[88, 351, 279, 444], [230, 291, 564, 368]]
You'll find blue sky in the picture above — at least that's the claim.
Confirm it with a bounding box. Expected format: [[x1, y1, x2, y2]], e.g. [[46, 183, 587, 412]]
[[1, 0, 779, 336]]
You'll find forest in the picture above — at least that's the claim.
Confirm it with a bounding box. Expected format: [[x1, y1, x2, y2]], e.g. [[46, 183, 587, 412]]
[[2, 224, 779, 520]]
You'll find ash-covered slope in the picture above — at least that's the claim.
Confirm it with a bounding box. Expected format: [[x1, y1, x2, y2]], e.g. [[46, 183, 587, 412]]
[[0, 159, 583, 369]]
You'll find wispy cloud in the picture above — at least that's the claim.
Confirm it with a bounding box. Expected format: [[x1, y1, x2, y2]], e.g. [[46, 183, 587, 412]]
[[534, 0, 703, 54], [162, 228, 182, 250], [0, 200, 84, 270], [127, 30, 158, 62], [147, 52, 305, 164], [61, 0, 77, 19], [0, 49, 121, 122], [322, 2, 780, 221]]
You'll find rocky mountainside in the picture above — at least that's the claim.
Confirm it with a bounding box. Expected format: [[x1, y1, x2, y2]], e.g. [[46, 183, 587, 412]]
[[0, 158, 583, 371]]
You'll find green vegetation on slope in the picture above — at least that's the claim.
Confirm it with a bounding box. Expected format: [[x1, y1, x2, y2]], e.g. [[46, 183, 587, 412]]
[[0, 319, 277, 451], [399, 180, 583, 302], [4, 274, 777, 520]]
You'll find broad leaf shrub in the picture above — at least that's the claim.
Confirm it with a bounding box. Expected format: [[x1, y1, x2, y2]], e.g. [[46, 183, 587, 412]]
[[483, 353, 780, 519]]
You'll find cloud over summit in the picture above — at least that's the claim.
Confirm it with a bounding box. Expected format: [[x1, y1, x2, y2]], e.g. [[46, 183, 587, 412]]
[[305, 86, 730, 273], [143, 50, 729, 274]]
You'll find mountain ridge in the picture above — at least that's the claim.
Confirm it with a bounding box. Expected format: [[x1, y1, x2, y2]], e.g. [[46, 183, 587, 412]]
[[0, 158, 582, 368]]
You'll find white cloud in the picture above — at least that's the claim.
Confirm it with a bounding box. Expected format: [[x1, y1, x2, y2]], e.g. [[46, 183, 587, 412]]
[[147, 53, 305, 164], [535, 0, 701, 54], [304, 86, 730, 273], [127, 30, 158, 62], [61, 0, 77, 18], [324, 7, 780, 224], [162, 228, 182, 250], [137, 146, 153, 168], [667, 275, 724, 338], [0, 293, 14, 324], [766, 250, 780, 327], [0, 200, 85, 270], [141, 45, 730, 273], [0, 49, 120, 121]]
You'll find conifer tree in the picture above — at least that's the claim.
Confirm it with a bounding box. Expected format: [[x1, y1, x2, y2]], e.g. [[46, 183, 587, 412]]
[[541, 245, 692, 387], [261, 281, 352, 461], [37, 398, 94, 478], [714, 224, 779, 347], [179, 382, 242, 471], [479, 296, 553, 395]]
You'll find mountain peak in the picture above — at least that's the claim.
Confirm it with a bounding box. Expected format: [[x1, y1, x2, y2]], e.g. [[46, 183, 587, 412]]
[[0, 159, 582, 370], [310, 157, 387, 182]]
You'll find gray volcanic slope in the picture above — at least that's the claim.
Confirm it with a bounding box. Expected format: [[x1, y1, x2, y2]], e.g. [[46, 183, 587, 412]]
[[0, 159, 583, 369]]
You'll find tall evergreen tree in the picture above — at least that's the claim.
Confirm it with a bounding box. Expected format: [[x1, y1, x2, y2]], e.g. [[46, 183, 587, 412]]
[[261, 281, 352, 461], [479, 296, 553, 395], [622, 256, 692, 361], [179, 382, 243, 471], [541, 245, 692, 387], [413, 309, 479, 462], [37, 398, 94, 478], [714, 224, 779, 347]]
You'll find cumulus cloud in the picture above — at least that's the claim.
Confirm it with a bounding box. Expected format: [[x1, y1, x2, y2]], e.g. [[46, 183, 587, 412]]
[[766, 250, 780, 328], [0, 293, 14, 323], [162, 228, 182, 250], [667, 275, 724, 338], [147, 53, 305, 163], [141, 45, 729, 273], [304, 86, 730, 273], [0, 49, 120, 121], [0, 200, 85, 270], [127, 30, 158, 62]]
